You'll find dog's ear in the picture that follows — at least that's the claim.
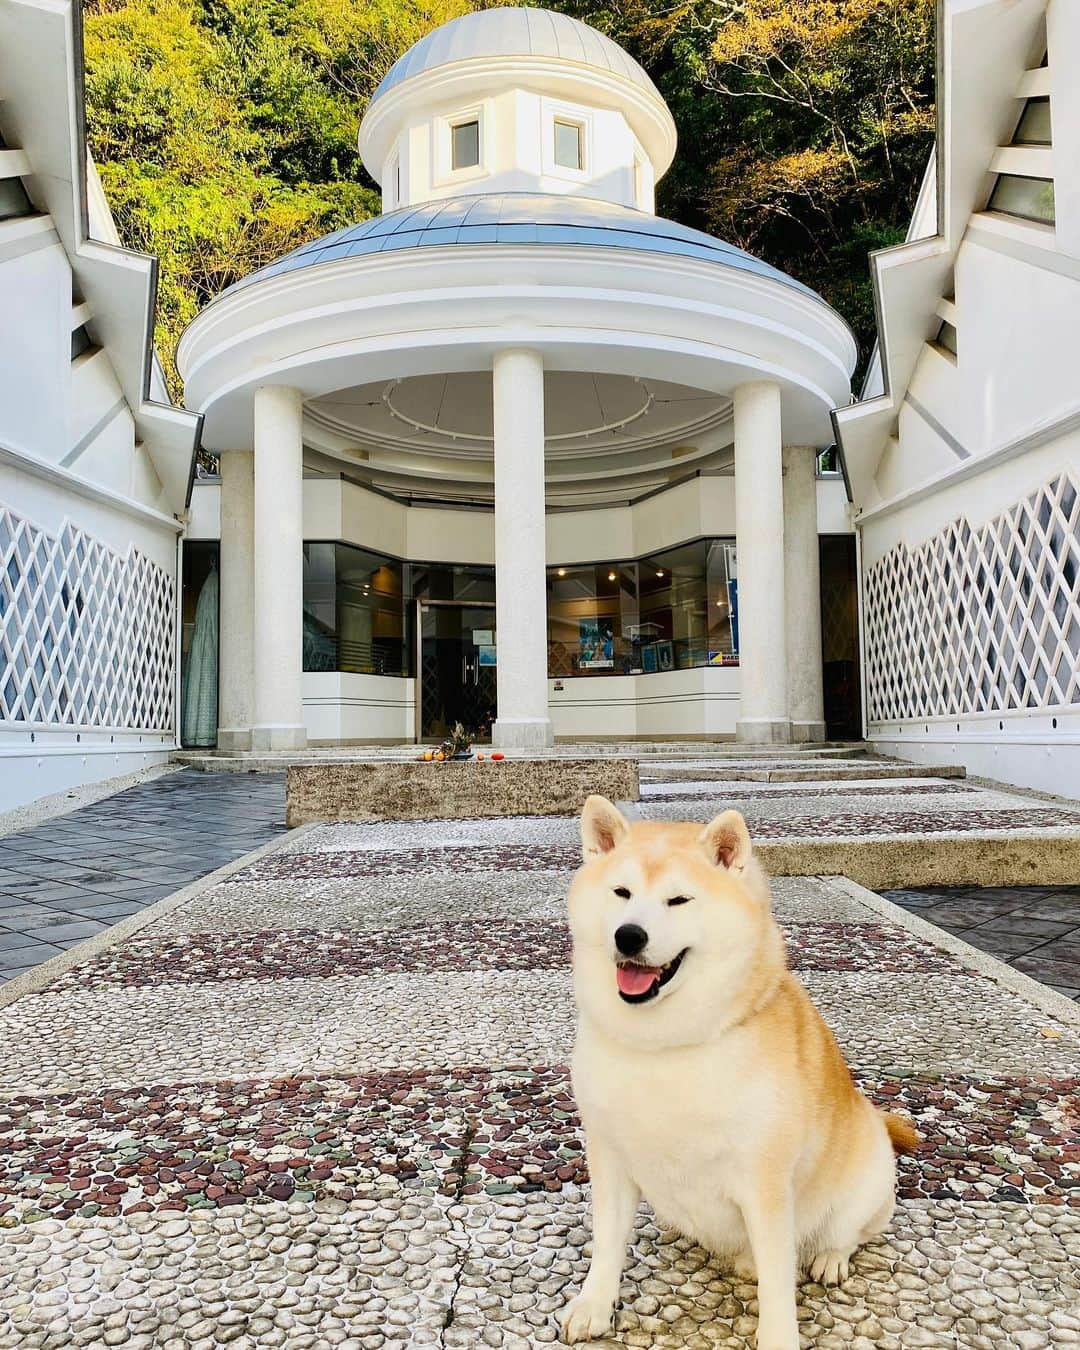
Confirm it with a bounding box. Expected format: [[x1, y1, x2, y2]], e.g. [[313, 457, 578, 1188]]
[[698, 809, 752, 873], [581, 795, 630, 860]]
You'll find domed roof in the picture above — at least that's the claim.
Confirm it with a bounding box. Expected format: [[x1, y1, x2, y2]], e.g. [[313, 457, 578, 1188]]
[[225, 193, 818, 301], [370, 8, 662, 106]]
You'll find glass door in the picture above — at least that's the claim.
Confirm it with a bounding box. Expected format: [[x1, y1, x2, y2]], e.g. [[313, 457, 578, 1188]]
[[418, 603, 497, 742]]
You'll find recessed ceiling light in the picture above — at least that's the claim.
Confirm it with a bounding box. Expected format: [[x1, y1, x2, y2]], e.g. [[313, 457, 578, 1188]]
[[557, 568, 567, 577]]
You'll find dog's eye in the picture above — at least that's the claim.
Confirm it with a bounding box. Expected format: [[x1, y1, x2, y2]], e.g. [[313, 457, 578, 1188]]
[[614, 886, 631, 900], [666, 895, 691, 907]]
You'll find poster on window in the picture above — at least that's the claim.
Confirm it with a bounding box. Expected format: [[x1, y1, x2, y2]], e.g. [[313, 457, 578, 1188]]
[[578, 618, 614, 669]]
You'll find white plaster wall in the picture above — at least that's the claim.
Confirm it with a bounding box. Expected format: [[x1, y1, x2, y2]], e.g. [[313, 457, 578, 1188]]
[[303, 672, 415, 743], [389, 86, 644, 211], [549, 667, 739, 740], [0, 238, 71, 457], [187, 480, 221, 540], [816, 478, 852, 535]]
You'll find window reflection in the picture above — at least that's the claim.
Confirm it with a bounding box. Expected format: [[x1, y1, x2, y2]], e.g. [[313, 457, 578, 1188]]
[[546, 539, 738, 677], [302, 543, 409, 676]]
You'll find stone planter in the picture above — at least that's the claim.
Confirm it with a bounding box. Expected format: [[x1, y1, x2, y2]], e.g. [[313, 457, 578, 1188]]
[[285, 757, 639, 825]]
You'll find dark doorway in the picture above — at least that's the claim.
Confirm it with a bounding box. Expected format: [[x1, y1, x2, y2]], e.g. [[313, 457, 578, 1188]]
[[819, 535, 862, 740], [418, 602, 497, 742], [180, 541, 220, 748]]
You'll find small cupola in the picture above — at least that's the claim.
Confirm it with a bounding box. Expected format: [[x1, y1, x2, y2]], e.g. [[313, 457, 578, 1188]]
[[357, 7, 676, 213]]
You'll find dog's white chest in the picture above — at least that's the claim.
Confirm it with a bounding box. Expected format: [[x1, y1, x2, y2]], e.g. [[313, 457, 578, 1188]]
[[574, 1031, 759, 1250]]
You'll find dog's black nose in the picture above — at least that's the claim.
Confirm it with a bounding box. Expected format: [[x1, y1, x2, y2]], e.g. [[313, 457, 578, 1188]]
[[615, 923, 648, 956]]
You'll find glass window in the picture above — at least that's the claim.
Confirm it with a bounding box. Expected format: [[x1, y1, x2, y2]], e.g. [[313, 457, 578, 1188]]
[[411, 562, 494, 605], [988, 174, 1055, 224], [547, 540, 739, 677], [1013, 97, 1051, 145], [547, 564, 637, 676], [554, 119, 583, 170], [451, 119, 480, 170], [71, 325, 92, 360], [934, 319, 958, 356], [302, 543, 410, 676], [0, 176, 33, 220], [638, 542, 712, 672]]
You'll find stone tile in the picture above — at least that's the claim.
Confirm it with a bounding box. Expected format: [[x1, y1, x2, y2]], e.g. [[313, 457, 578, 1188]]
[[974, 914, 1078, 939], [21, 920, 109, 944], [66, 899, 146, 921], [0, 931, 47, 952], [0, 944, 64, 970], [952, 928, 1050, 959], [903, 898, 1031, 929]]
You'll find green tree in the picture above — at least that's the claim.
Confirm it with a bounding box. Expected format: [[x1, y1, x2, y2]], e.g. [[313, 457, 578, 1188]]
[[83, 0, 935, 399]]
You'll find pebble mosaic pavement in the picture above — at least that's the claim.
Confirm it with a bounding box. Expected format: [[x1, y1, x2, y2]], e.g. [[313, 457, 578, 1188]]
[[1, 769, 1079, 1348]]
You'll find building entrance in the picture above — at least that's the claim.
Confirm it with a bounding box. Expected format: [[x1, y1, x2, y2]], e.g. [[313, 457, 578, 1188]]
[[418, 602, 497, 743]]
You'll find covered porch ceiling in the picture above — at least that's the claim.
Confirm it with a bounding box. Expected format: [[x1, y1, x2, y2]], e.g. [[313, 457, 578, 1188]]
[[304, 370, 734, 507]]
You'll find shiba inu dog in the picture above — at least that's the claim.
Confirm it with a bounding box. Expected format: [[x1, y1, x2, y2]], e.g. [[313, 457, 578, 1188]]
[[560, 796, 917, 1348]]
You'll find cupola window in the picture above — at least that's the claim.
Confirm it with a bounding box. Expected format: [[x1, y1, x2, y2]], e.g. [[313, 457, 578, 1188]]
[[987, 84, 1055, 225], [0, 175, 33, 220], [1013, 96, 1051, 146], [451, 119, 480, 171], [988, 175, 1055, 224], [934, 320, 958, 358], [554, 119, 583, 171], [71, 325, 93, 360]]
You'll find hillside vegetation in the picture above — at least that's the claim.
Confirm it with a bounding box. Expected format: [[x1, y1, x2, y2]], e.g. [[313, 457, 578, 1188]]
[[83, 0, 935, 396]]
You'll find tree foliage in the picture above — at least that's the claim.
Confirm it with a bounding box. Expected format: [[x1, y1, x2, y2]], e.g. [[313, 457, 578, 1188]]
[[83, 0, 935, 397]]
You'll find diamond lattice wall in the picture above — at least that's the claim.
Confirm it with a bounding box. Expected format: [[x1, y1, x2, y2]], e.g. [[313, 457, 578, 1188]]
[[865, 472, 1080, 723], [0, 507, 174, 731]]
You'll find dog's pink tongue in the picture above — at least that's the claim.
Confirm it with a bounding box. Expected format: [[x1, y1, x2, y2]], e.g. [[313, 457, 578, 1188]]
[[617, 964, 660, 996]]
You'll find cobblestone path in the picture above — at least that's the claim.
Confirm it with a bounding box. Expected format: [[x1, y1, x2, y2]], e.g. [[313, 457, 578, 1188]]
[[1, 801, 1079, 1347]]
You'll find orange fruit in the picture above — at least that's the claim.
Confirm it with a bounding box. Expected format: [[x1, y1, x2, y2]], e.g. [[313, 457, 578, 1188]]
[[434, 751, 445, 761]]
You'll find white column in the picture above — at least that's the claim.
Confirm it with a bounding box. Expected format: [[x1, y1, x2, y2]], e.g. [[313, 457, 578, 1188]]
[[783, 446, 826, 742], [733, 381, 791, 743], [217, 450, 255, 751], [491, 348, 554, 750], [252, 385, 307, 752]]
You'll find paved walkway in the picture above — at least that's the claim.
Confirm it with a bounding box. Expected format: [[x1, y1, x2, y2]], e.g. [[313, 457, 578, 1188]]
[[883, 886, 1080, 1001], [1, 787, 1078, 1346], [0, 770, 285, 983]]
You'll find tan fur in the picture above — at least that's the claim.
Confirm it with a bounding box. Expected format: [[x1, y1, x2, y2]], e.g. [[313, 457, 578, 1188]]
[[884, 1112, 920, 1156], [560, 798, 916, 1349]]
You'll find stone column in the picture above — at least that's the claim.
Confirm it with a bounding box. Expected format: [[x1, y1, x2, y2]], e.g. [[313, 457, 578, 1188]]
[[491, 348, 554, 750], [251, 385, 307, 752], [733, 381, 791, 743], [217, 451, 255, 751], [783, 446, 826, 742]]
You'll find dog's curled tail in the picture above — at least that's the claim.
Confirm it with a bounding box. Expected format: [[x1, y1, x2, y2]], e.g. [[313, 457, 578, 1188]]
[[883, 1112, 919, 1155]]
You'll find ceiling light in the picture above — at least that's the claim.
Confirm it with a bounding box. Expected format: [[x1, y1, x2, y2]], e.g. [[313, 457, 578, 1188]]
[[656, 570, 665, 577], [607, 571, 616, 582], [557, 568, 567, 577]]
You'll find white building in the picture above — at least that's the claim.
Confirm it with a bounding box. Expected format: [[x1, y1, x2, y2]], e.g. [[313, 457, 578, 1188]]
[[3, 0, 1075, 810], [0, 0, 200, 812], [836, 0, 1080, 796], [180, 7, 858, 753]]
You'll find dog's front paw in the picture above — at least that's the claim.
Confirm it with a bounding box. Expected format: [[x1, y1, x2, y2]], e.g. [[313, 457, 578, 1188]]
[[560, 1290, 616, 1343], [808, 1248, 851, 1286]]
